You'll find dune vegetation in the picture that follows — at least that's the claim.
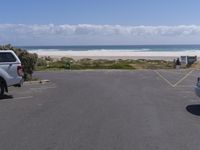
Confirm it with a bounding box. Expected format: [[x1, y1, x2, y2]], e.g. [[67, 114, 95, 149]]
[[36, 57, 174, 71]]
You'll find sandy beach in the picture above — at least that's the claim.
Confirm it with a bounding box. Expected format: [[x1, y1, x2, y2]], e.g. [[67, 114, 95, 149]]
[[30, 50, 200, 61]]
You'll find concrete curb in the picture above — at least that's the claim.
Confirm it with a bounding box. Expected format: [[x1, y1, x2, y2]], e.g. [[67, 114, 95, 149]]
[[24, 79, 50, 85]]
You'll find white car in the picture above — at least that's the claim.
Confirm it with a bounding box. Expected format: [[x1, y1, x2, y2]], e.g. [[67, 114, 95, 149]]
[[195, 77, 200, 97], [0, 50, 24, 97]]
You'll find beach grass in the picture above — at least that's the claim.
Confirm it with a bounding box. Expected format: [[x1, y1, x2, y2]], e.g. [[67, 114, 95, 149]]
[[35, 57, 174, 71], [191, 61, 200, 69]]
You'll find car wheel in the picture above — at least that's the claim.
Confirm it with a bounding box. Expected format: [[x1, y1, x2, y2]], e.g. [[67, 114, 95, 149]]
[[0, 80, 5, 98]]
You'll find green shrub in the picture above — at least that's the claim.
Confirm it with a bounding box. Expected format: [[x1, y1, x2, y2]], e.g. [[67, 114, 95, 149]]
[[49, 61, 66, 68], [37, 57, 48, 66], [60, 57, 75, 63], [44, 56, 54, 62]]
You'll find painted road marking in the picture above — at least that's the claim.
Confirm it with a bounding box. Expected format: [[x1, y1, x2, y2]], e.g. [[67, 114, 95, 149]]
[[177, 85, 195, 88], [190, 99, 200, 102], [155, 70, 194, 88], [177, 91, 194, 93], [154, 70, 175, 87], [30, 86, 57, 90], [157, 69, 198, 77], [12, 96, 33, 100], [173, 70, 194, 87]]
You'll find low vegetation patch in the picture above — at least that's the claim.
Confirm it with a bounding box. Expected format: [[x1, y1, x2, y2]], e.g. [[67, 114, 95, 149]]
[[36, 57, 174, 70], [191, 61, 200, 69]]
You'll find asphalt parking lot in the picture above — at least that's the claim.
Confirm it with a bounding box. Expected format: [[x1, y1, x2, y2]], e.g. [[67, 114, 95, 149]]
[[0, 69, 200, 150]]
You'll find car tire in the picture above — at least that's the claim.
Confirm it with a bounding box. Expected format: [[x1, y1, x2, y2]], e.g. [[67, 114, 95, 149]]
[[0, 80, 5, 98]]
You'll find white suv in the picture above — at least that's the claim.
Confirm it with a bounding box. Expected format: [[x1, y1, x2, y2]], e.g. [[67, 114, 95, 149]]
[[0, 50, 24, 97]]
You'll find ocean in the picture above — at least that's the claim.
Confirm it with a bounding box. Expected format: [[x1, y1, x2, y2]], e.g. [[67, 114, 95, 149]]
[[18, 45, 200, 53]]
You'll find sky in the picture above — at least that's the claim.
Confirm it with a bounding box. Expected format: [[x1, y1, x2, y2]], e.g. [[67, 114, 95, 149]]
[[0, 0, 200, 45]]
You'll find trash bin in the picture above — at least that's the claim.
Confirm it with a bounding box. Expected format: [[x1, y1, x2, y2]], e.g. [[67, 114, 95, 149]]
[[65, 62, 71, 69]]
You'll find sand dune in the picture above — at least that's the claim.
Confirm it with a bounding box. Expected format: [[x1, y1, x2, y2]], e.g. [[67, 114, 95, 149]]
[[30, 50, 200, 60]]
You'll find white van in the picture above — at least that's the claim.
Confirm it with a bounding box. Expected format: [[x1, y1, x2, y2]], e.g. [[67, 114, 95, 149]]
[[0, 50, 24, 97]]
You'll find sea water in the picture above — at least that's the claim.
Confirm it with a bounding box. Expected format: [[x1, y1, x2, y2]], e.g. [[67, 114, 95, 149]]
[[18, 45, 200, 53]]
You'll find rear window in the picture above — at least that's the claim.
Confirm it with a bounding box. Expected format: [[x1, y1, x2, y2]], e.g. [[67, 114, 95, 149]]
[[0, 52, 17, 62]]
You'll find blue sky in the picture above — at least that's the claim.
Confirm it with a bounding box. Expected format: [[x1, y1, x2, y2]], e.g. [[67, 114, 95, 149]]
[[0, 0, 200, 45]]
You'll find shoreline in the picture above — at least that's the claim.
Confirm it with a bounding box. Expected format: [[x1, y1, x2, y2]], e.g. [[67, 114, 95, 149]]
[[30, 51, 200, 61]]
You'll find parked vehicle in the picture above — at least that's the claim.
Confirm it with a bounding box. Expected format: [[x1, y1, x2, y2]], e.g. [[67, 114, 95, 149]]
[[0, 50, 24, 97], [195, 77, 200, 97]]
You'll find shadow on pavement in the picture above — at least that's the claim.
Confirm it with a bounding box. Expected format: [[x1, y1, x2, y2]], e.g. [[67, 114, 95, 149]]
[[186, 104, 200, 116], [0, 95, 13, 100]]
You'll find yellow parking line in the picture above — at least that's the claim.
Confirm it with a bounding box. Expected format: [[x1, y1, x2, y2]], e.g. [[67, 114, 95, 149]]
[[154, 70, 175, 87], [173, 70, 194, 87], [155, 69, 194, 88]]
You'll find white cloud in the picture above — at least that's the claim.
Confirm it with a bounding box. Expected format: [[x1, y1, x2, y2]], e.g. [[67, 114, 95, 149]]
[[1, 24, 200, 36], [1, 24, 200, 45]]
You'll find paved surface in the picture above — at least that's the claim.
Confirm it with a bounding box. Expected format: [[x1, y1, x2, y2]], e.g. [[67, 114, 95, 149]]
[[0, 69, 200, 150]]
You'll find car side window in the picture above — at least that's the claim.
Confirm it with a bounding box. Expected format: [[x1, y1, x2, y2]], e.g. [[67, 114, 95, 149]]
[[0, 52, 17, 62]]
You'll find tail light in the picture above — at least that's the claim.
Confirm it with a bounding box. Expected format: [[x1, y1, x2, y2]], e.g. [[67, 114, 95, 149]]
[[17, 66, 24, 77]]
